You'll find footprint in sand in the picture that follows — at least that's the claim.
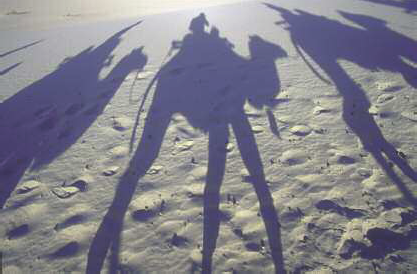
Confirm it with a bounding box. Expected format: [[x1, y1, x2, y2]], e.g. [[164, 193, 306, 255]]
[[289, 125, 312, 136], [376, 81, 403, 93], [313, 105, 331, 115], [51, 177, 89, 199], [251, 125, 264, 134], [51, 186, 80, 199], [69, 176, 91, 192], [401, 111, 417, 122], [172, 140, 194, 155], [184, 183, 205, 199], [279, 149, 309, 166], [112, 116, 132, 132], [102, 166, 120, 176], [16, 180, 41, 194], [50, 241, 80, 258], [54, 214, 87, 231], [146, 165, 163, 175], [109, 145, 129, 159], [376, 93, 395, 104], [328, 149, 356, 165], [129, 193, 166, 222]]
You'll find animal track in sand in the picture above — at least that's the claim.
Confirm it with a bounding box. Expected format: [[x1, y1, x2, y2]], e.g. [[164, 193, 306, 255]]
[[279, 149, 309, 166], [401, 110, 417, 122], [112, 116, 132, 131], [289, 125, 312, 136], [328, 149, 357, 165], [146, 165, 163, 175], [51, 186, 80, 199], [129, 193, 166, 222], [313, 105, 331, 115], [376, 93, 395, 104], [51, 177, 90, 199], [251, 125, 264, 134], [109, 145, 129, 159], [16, 180, 41, 194], [375, 81, 403, 93], [102, 166, 120, 176], [54, 214, 87, 231], [172, 140, 194, 155], [50, 241, 80, 258]]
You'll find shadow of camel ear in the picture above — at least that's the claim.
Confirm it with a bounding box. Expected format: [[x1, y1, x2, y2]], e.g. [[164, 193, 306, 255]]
[[248, 35, 288, 60], [339, 10, 387, 29]]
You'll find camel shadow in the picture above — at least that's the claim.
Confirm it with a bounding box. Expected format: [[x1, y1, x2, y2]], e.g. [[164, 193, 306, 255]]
[[0, 21, 146, 209], [87, 13, 288, 274], [266, 4, 417, 206]]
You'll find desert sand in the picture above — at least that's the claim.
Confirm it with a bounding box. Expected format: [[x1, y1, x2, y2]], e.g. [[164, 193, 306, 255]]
[[1, 0, 417, 273]]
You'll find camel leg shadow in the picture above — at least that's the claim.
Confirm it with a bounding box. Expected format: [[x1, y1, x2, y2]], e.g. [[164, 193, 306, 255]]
[[87, 108, 171, 273], [201, 112, 285, 273], [202, 124, 228, 274], [232, 112, 285, 274], [329, 62, 417, 205]]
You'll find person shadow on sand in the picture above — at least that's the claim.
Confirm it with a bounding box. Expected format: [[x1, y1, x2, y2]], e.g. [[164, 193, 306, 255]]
[[88, 13, 288, 274]]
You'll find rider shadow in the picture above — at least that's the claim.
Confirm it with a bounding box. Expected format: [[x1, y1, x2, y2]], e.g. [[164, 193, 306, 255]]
[[0, 21, 146, 209], [88, 13, 287, 274], [266, 4, 417, 205]]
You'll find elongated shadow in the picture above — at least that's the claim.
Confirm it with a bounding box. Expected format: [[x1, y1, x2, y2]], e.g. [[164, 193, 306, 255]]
[[88, 14, 287, 274], [0, 39, 43, 58], [0, 21, 146, 209], [266, 4, 417, 205], [0, 62, 22, 76], [360, 0, 417, 14]]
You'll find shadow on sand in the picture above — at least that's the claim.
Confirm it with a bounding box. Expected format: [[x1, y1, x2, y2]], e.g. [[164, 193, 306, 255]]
[[0, 39, 43, 58], [360, 0, 417, 14], [87, 13, 288, 274], [0, 21, 146, 209], [266, 4, 417, 205], [0, 40, 43, 76]]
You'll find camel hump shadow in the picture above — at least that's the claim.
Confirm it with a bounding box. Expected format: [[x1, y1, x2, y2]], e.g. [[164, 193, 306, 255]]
[[148, 21, 287, 132]]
